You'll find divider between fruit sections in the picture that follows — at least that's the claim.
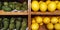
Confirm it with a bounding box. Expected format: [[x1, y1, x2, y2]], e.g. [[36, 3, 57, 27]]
[[28, 0, 31, 30]]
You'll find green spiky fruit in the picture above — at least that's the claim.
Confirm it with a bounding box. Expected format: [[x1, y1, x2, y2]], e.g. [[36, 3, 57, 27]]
[[3, 18, 9, 30], [0, 2, 2, 10], [15, 7, 20, 10], [22, 1, 28, 10], [9, 18, 15, 30], [2, 6, 12, 12], [0, 18, 2, 29], [4, 2, 8, 6], [15, 2, 22, 10], [20, 18, 27, 30], [16, 17, 22, 30], [9, 2, 16, 10]]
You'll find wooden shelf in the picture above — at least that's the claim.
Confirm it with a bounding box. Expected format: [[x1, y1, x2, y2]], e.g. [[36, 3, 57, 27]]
[[0, 10, 28, 15], [31, 10, 60, 15]]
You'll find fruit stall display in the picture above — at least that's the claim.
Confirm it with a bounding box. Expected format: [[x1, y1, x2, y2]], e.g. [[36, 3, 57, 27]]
[[0, 0, 28, 30], [0, 2, 27, 12], [31, 16, 60, 30], [0, 0, 60, 30], [0, 0, 28, 15], [0, 15, 28, 30], [31, 0, 60, 15], [30, 0, 60, 30]]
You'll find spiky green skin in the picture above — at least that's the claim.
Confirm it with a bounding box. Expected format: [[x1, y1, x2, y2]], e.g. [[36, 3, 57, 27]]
[[9, 18, 15, 30], [9, 23, 15, 30], [9, 2, 16, 10], [16, 21, 21, 30], [20, 7, 26, 10], [23, 18, 27, 22], [3, 18, 9, 30], [20, 18, 27, 30], [0, 2, 2, 10], [20, 21, 27, 30], [0, 18, 2, 29], [15, 7, 20, 10], [2, 6, 12, 12], [22, 2, 28, 10], [20, 1, 28, 10], [4, 2, 8, 6], [15, 2, 22, 10], [16, 17, 22, 30]]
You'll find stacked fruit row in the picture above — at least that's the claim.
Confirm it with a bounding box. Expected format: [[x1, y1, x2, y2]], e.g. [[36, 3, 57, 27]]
[[0, 1, 28, 12], [31, 16, 60, 30], [31, 0, 60, 12], [0, 17, 27, 30]]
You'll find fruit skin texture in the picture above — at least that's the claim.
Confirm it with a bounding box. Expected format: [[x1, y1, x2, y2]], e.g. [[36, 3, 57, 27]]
[[57, 2, 60, 10], [32, 29, 38, 30], [9, 18, 15, 30], [59, 18, 60, 23], [2, 6, 12, 12], [32, 18, 36, 24], [39, 1, 43, 4], [51, 17, 58, 24], [39, 2, 47, 12], [48, 29, 53, 30], [0, 2, 2, 10], [55, 1, 59, 4], [56, 29, 58, 30], [32, 1, 39, 12], [43, 17, 50, 24], [48, 2, 56, 12], [9, 2, 16, 10], [35, 16, 43, 23], [31, 23, 39, 30], [16, 17, 22, 30], [4, 2, 8, 6], [0, 18, 2, 29], [40, 22, 43, 26], [46, 0, 51, 4], [54, 23, 60, 30], [47, 23, 54, 30], [3, 18, 9, 30], [20, 18, 27, 30]]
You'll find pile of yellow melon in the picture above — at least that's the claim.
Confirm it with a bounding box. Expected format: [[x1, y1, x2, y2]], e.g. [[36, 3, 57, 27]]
[[31, 0, 60, 12], [31, 16, 60, 30]]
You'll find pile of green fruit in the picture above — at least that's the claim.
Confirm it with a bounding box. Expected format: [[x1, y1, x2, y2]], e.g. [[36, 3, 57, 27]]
[[0, 1, 28, 12], [0, 17, 27, 30]]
